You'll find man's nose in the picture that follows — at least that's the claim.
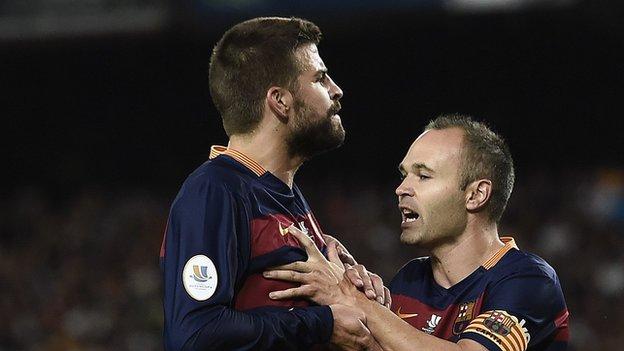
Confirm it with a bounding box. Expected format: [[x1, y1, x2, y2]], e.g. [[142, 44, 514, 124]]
[[395, 180, 414, 198], [328, 76, 343, 101]]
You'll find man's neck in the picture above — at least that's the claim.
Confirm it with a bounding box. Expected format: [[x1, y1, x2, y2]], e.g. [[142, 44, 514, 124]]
[[429, 219, 503, 289], [228, 133, 303, 188]]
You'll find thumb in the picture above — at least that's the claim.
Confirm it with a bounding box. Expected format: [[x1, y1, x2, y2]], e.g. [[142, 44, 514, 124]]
[[288, 225, 322, 259]]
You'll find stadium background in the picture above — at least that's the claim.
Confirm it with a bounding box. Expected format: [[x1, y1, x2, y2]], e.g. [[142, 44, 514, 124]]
[[3, 0, 623, 350]]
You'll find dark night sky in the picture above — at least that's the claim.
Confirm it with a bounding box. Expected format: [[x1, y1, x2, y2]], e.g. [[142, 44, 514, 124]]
[[4, 6, 624, 197]]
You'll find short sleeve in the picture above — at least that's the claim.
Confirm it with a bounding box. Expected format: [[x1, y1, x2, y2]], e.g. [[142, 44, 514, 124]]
[[459, 270, 568, 351]]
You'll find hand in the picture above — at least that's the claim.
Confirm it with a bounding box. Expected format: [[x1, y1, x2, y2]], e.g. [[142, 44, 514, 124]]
[[329, 304, 383, 351], [323, 234, 392, 308], [344, 264, 391, 308], [264, 226, 355, 306]]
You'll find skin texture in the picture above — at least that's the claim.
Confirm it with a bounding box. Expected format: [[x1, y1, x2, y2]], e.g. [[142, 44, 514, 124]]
[[266, 128, 510, 350], [285, 44, 346, 160], [330, 304, 383, 351], [396, 128, 468, 248], [397, 128, 502, 289], [227, 43, 343, 187], [266, 226, 488, 351]]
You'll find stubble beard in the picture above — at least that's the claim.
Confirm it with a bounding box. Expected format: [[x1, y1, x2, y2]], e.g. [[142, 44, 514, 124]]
[[285, 97, 345, 160], [400, 197, 468, 249], [401, 224, 459, 250]]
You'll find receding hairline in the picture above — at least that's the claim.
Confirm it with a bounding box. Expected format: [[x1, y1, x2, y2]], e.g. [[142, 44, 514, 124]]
[[399, 127, 466, 175]]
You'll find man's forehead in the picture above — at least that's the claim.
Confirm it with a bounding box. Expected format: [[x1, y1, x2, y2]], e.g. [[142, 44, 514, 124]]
[[415, 128, 464, 149], [296, 44, 326, 72], [401, 128, 464, 169]]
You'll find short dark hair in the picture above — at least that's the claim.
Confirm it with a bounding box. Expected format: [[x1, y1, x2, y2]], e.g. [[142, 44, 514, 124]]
[[425, 114, 515, 222], [208, 17, 322, 136]]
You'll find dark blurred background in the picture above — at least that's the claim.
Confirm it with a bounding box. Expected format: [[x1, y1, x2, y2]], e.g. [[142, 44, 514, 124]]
[[2, 0, 624, 350]]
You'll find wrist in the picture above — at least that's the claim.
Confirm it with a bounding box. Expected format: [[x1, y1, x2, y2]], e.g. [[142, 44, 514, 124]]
[[356, 292, 377, 315], [338, 280, 359, 307]]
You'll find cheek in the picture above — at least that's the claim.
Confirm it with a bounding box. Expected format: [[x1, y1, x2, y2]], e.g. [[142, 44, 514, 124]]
[[424, 185, 465, 218], [306, 87, 330, 106]]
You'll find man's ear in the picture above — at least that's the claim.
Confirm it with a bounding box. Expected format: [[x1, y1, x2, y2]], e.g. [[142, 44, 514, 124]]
[[465, 179, 492, 213], [266, 86, 294, 122]]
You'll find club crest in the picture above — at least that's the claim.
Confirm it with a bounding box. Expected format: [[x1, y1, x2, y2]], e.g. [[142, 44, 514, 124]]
[[453, 300, 476, 335], [483, 310, 516, 336]]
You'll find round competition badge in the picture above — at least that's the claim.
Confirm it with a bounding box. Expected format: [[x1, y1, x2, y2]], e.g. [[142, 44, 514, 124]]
[[182, 255, 218, 301]]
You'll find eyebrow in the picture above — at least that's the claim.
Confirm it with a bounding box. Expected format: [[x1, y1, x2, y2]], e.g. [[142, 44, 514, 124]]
[[315, 68, 328, 77], [398, 162, 435, 174]]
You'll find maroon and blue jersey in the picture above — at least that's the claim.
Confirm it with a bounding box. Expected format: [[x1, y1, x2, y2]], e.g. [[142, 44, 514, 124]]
[[389, 238, 569, 351], [160, 146, 333, 351]]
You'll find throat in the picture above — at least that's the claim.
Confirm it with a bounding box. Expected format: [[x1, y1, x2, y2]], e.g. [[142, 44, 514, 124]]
[[429, 237, 503, 288]]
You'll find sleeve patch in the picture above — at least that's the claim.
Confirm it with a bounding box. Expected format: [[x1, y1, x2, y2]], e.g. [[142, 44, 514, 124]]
[[462, 310, 530, 351], [182, 255, 218, 301]]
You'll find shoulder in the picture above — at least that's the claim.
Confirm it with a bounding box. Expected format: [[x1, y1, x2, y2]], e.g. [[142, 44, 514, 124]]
[[169, 159, 255, 215], [483, 248, 566, 312], [491, 248, 560, 285], [179, 158, 251, 197], [468, 249, 569, 350]]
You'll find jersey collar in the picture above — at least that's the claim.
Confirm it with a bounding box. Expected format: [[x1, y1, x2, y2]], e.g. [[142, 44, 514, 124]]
[[209, 145, 267, 177], [482, 237, 517, 270]]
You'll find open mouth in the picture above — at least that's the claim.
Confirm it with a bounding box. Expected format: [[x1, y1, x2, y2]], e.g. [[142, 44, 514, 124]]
[[401, 208, 420, 224]]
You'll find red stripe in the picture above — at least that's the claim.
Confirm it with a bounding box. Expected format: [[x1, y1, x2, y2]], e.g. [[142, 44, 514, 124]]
[[553, 308, 570, 341], [249, 213, 325, 259], [554, 308, 569, 328], [390, 292, 485, 339], [234, 273, 310, 310], [159, 221, 169, 258]]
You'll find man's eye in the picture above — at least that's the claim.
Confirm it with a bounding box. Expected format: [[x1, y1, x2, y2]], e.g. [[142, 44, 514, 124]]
[[419, 175, 430, 180], [399, 174, 406, 181]]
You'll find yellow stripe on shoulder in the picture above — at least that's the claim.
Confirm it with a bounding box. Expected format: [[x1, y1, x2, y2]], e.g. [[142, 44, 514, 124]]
[[208, 145, 267, 177], [482, 237, 518, 270]]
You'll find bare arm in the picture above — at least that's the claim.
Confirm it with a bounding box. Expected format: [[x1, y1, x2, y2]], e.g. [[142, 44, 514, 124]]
[[266, 227, 487, 351], [353, 292, 486, 351]]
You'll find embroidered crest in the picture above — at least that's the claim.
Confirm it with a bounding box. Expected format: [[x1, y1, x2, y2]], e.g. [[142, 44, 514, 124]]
[[484, 310, 515, 336], [453, 300, 476, 335]]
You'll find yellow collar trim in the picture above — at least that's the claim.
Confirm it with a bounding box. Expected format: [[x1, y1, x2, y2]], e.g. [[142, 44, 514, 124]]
[[482, 237, 518, 270], [209, 145, 267, 177]]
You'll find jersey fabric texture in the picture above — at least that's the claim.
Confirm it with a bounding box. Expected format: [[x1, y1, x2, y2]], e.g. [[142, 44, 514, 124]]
[[160, 146, 333, 351], [389, 238, 569, 351]]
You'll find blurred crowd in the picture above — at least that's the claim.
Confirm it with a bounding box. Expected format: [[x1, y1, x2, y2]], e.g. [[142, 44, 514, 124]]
[[2, 167, 623, 350]]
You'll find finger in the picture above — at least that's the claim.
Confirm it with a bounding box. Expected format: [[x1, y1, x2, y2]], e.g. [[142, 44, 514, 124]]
[[354, 264, 375, 300], [321, 233, 336, 245], [344, 267, 364, 288], [338, 248, 357, 266], [288, 226, 323, 259], [263, 270, 308, 283], [322, 233, 357, 266], [269, 285, 313, 300], [383, 286, 392, 308], [327, 241, 342, 266], [369, 274, 385, 305], [272, 261, 311, 273]]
